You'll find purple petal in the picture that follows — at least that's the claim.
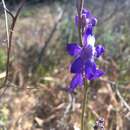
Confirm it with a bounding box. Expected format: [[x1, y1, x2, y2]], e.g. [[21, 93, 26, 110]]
[[85, 60, 105, 80], [83, 33, 88, 45], [85, 24, 93, 35], [83, 32, 88, 45], [94, 69, 105, 78], [80, 45, 93, 62], [85, 60, 96, 80], [71, 58, 83, 73], [82, 9, 91, 18], [91, 17, 98, 26], [95, 45, 105, 58], [69, 74, 83, 92], [66, 43, 82, 56]]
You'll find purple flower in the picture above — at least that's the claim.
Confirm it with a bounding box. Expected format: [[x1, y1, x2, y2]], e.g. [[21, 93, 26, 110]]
[[67, 8, 105, 92], [67, 35, 104, 91]]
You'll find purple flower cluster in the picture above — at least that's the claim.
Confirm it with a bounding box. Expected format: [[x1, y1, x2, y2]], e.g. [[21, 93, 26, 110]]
[[66, 9, 105, 92], [75, 9, 97, 34]]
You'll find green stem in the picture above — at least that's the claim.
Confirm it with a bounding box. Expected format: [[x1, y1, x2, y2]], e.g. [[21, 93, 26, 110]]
[[76, 0, 89, 130], [81, 78, 88, 130], [77, 0, 84, 46]]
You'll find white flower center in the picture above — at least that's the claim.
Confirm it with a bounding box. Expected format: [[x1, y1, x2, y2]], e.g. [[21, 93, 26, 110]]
[[87, 35, 95, 47], [87, 35, 95, 56]]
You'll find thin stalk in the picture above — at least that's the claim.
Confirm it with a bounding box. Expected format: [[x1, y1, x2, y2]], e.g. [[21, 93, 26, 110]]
[[85, 84, 90, 130], [76, 1, 90, 130], [77, 0, 84, 46], [81, 77, 88, 130], [2, 0, 9, 47], [0, 0, 26, 97], [4, 0, 26, 85]]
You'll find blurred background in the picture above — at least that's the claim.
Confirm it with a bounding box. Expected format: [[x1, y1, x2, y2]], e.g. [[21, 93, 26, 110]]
[[0, 0, 130, 130]]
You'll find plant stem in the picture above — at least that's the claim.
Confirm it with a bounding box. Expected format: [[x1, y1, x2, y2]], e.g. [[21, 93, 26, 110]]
[[4, 0, 26, 85], [81, 77, 88, 130], [2, 0, 9, 47], [76, 0, 89, 130], [77, 0, 84, 46]]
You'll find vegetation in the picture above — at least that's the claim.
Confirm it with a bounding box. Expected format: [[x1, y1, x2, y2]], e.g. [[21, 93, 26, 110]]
[[0, 0, 130, 130]]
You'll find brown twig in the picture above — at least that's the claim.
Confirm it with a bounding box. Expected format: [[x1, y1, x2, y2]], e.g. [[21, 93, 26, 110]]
[[4, 7, 15, 19], [5, 0, 26, 84], [0, 0, 26, 97]]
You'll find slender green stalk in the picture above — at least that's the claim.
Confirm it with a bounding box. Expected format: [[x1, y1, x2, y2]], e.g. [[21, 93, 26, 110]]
[[81, 78, 89, 130], [77, 0, 84, 46], [76, 1, 90, 130]]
